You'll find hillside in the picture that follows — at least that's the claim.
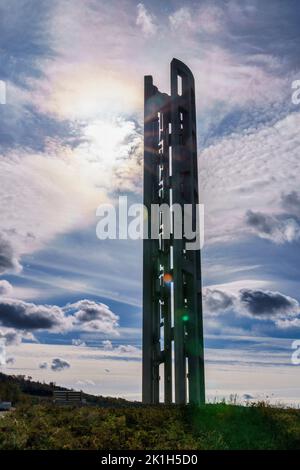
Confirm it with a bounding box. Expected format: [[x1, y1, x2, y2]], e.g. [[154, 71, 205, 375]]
[[0, 401, 300, 450], [0, 373, 300, 450], [0, 372, 132, 407]]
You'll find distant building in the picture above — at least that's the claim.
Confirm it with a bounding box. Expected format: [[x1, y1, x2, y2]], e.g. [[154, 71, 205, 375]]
[[53, 390, 85, 405], [0, 402, 12, 411]]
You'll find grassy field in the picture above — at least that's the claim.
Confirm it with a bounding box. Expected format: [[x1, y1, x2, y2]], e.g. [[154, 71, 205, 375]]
[[0, 373, 299, 450], [0, 402, 300, 450]]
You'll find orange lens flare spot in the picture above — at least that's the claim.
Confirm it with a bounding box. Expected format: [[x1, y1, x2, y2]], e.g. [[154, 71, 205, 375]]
[[163, 273, 173, 284]]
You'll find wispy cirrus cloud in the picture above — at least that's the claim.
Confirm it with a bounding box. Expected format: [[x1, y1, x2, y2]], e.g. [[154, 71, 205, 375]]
[[136, 3, 157, 37], [0, 117, 142, 276], [201, 112, 300, 245]]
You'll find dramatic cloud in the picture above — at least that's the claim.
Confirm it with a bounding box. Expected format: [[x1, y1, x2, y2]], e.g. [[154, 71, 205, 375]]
[[0, 117, 142, 277], [51, 358, 70, 371], [0, 151, 108, 269], [276, 318, 300, 330], [0, 299, 68, 331], [245, 210, 300, 244], [245, 211, 277, 236], [0, 280, 13, 297], [0, 330, 21, 346], [0, 342, 5, 366], [136, 3, 157, 37], [281, 191, 300, 216], [66, 300, 119, 335], [240, 289, 299, 317], [283, 191, 300, 207], [201, 112, 300, 245], [0, 235, 21, 274], [0, 331, 19, 366], [0, 298, 119, 336], [0, 328, 35, 346], [34, 0, 289, 125], [203, 288, 235, 315], [1, 0, 300, 405], [203, 286, 300, 321], [0, 0, 295, 281]]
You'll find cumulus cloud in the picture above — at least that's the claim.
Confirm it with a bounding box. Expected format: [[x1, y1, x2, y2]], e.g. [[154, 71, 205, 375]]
[[115, 344, 141, 355], [51, 358, 70, 371], [0, 235, 22, 274], [101, 340, 141, 357], [6, 357, 15, 365], [245, 211, 276, 236], [0, 330, 20, 346], [203, 288, 235, 315], [136, 3, 157, 37], [0, 298, 119, 336], [281, 191, 300, 216], [245, 210, 300, 244], [0, 280, 13, 297], [102, 339, 113, 351], [0, 342, 5, 366], [276, 318, 300, 329], [203, 287, 300, 321], [240, 289, 299, 317], [66, 300, 119, 335], [1, 0, 299, 361], [282, 191, 300, 207], [0, 331, 20, 366], [71, 339, 86, 347], [0, 299, 68, 331]]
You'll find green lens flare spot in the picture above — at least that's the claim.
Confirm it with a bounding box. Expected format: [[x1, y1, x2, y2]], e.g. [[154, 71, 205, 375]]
[[182, 314, 189, 322]]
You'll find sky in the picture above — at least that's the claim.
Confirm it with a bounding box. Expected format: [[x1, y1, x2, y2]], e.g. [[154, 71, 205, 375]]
[[0, 0, 300, 404]]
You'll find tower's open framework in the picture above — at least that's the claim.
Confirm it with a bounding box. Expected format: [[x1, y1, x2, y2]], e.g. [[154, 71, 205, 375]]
[[143, 59, 205, 405]]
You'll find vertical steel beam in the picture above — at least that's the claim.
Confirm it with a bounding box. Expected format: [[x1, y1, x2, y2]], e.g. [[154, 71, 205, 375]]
[[143, 76, 159, 404], [143, 60, 205, 405]]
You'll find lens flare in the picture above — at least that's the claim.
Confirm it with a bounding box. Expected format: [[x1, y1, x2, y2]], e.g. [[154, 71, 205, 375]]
[[163, 273, 173, 284]]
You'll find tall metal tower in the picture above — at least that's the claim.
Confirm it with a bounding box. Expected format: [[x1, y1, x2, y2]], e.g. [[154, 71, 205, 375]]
[[143, 59, 205, 405]]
